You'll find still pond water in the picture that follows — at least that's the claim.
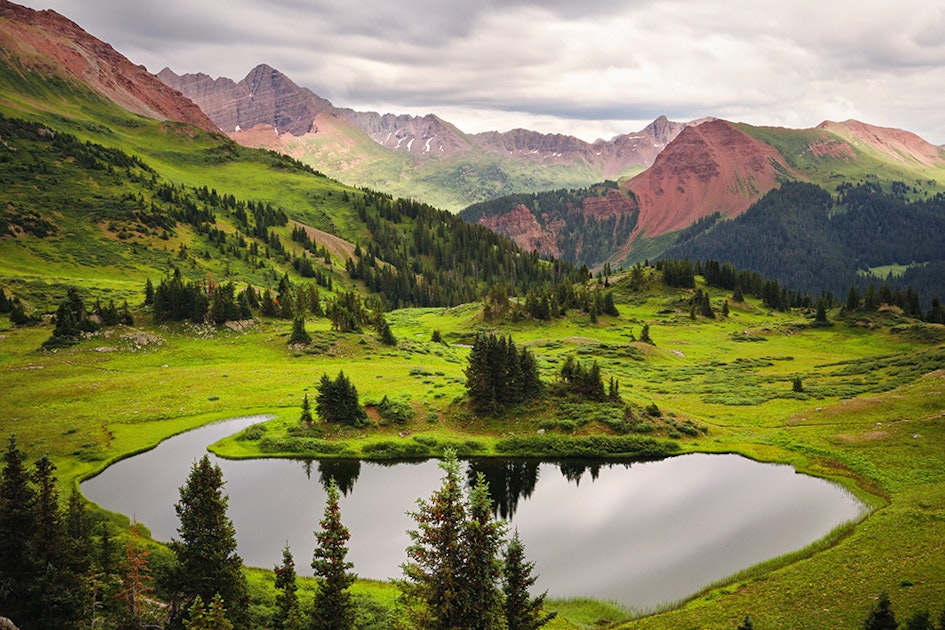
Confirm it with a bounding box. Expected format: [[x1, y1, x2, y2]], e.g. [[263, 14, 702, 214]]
[[82, 416, 866, 611]]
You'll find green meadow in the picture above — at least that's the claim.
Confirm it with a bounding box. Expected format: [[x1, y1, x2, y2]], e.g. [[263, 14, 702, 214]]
[[3, 269, 944, 628], [2, 58, 945, 627]]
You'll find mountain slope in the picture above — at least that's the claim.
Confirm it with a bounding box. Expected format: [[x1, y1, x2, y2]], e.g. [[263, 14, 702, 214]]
[[464, 117, 945, 270], [0, 2, 573, 318], [625, 119, 792, 237], [159, 65, 700, 210], [0, 0, 217, 133]]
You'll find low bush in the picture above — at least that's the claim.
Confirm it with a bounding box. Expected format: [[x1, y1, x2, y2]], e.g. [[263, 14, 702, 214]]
[[258, 436, 345, 455], [361, 441, 430, 459], [235, 423, 267, 441], [495, 434, 679, 458]]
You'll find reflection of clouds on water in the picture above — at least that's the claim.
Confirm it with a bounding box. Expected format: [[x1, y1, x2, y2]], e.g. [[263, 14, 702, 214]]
[[82, 421, 865, 612]]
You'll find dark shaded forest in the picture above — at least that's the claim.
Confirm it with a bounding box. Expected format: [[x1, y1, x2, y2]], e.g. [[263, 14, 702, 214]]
[[663, 181, 945, 308]]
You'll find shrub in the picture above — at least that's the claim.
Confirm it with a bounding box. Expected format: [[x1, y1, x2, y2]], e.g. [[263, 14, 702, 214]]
[[361, 441, 430, 459], [377, 395, 415, 424], [235, 423, 267, 441], [495, 435, 679, 458]]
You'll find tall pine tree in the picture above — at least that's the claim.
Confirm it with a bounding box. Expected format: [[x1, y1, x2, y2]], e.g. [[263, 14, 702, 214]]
[[311, 478, 356, 630], [170, 455, 248, 628], [0, 435, 38, 624], [503, 531, 556, 630], [273, 544, 301, 630]]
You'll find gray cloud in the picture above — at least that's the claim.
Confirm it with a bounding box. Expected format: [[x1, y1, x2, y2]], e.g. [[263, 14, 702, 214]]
[[16, 0, 945, 143]]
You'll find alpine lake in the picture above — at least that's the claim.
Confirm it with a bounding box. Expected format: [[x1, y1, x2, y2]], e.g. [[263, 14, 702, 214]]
[[82, 415, 866, 612]]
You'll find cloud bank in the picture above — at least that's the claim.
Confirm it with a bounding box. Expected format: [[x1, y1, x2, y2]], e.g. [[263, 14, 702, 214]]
[[19, 0, 945, 143]]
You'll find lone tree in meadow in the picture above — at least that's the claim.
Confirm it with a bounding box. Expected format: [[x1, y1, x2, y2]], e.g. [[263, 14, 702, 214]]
[[315, 370, 368, 426], [171, 455, 248, 628], [311, 478, 356, 630], [289, 314, 311, 345]]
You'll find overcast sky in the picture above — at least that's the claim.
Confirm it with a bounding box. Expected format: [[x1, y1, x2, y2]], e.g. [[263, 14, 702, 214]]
[[18, 0, 945, 144]]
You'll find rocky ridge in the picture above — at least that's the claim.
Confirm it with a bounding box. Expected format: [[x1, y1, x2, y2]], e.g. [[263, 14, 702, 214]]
[[0, 0, 217, 133]]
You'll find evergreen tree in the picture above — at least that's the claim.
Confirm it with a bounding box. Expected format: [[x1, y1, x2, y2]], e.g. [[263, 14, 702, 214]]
[[602, 291, 619, 316], [862, 591, 898, 630], [400, 450, 468, 630], [793, 377, 804, 393], [377, 318, 397, 346], [640, 323, 653, 344], [184, 594, 233, 630], [503, 531, 556, 630], [311, 478, 356, 630], [815, 298, 829, 323], [846, 285, 862, 312], [904, 610, 933, 630], [0, 434, 38, 623], [273, 544, 300, 630], [170, 455, 248, 628], [459, 474, 506, 630], [289, 315, 311, 345], [31, 454, 88, 629], [144, 278, 155, 306], [300, 394, 314, 425]]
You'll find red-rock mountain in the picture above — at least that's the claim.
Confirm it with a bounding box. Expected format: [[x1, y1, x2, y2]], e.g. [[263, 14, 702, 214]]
[[0, 0, 217, 133], [462, 118, 945, 268]]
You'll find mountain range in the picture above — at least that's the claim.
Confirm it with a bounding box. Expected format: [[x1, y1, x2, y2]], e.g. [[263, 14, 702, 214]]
[[2, 0, 945, 307], [157, 64, 704, 211]]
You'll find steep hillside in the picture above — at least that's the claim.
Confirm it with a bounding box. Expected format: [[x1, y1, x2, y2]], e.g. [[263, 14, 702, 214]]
[[661, 181, 945, 306], [160, 65, 698, 210], [0, 6, 575, 319], [464, 117, 945, 275], [625, 119, 792, 237], [462, 184, 639, 267], [0, 0, 216, 133]]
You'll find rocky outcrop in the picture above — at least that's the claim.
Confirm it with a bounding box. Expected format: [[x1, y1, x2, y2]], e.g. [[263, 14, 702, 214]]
[[626, 119, 791, 236], [158, 64, 335, 136], [0, 616, 20, 630], [0, 0, 217, 133], [478, 204, 564, 258]]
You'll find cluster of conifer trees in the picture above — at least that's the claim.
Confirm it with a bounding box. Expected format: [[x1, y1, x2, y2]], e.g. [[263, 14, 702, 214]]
[[315, 370, 369, 427], [464, 333, 542, 414]]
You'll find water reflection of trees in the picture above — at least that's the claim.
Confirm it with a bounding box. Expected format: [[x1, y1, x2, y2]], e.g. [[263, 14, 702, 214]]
[[466, 459, 540, 519], [557, 460, 632, 485], [316, 459, 362, 496]]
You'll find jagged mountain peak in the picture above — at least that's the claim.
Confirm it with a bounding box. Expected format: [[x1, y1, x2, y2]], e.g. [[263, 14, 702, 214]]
[[159, 64, 334, 135]]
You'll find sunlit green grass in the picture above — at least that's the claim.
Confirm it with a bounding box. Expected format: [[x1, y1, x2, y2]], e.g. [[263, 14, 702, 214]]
[[2, 274, 944, 628]]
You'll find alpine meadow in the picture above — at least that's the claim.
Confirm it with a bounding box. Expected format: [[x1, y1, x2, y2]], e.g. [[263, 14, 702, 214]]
[[2, 2, 945, 630]]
